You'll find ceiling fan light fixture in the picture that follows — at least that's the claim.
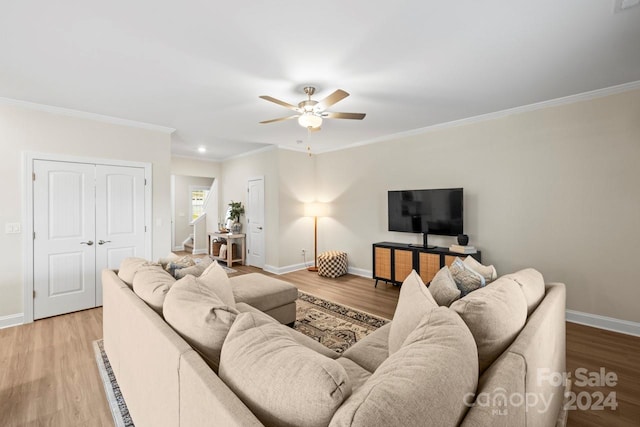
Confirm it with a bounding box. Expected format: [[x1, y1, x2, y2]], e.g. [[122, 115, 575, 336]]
[[298, 112, 322, 129]]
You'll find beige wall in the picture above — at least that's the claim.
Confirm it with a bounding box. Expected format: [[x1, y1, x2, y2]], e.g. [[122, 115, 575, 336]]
[[172, 175, 214, 246], [171, 156, 221, 178], [0, 104, 172, 318], [220, 148, 280, 266], [315, 89, 640, 323]]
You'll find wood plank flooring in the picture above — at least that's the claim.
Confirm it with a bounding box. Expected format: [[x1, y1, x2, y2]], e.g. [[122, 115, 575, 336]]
[[1, 266, 638, 426]]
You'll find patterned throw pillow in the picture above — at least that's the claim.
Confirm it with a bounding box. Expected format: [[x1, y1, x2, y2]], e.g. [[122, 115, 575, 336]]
[[449, 258, 485, 296], [165, 255, 196, 276], [173, 256, 213, 279], [463, 256, 498, 283]]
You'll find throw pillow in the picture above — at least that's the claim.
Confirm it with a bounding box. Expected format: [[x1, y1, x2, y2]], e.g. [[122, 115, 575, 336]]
[[174, 256, 213, 279], [163, 274, 238, 372], [330, 307, 478, 427], [388, 270, 438, 354], [428, 266, 461, 307], [132, 265, 176, 315], [219, 312, 351, 427], [157, 252, 180, 269], [197, 261, 236, 308], [450, 277, 528, 373], [449, 257, 485, 296], [118, 257, 157, 287], [165, 255, 195, 276], [502, 268, 545, 316], [463, 256, 498, 283]]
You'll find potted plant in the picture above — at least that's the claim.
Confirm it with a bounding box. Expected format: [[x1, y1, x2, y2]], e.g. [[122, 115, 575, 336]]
[[226, 200, 245, 233]]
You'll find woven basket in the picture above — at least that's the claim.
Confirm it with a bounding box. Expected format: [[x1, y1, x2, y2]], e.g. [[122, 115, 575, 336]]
[[212, 241, 223, 256]]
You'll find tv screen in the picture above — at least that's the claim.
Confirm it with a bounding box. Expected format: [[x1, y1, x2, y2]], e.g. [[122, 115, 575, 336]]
[[388, 188, 463, 236]]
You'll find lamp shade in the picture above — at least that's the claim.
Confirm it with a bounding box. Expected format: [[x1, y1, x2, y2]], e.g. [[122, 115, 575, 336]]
[[298, 112, 323, 129], [304, 202, 328, 217]]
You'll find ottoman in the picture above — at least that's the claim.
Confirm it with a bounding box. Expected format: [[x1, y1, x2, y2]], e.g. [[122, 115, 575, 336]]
[[229, 273, 298, 325], [318, 251, 348, 278]]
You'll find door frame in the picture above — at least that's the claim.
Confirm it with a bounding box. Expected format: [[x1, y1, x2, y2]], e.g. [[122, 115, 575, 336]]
[[246, 176, 265, 268], [22, 151, 152, 324]]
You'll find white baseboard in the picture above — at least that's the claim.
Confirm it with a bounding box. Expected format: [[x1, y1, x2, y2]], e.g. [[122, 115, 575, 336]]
[[566, 310, 640, 337], [0, 313, 24, 329], [264, 263, 308, 275], [348, 267, 372, 278], [172, 246, 185, 252], [192, 249, 208, 255]]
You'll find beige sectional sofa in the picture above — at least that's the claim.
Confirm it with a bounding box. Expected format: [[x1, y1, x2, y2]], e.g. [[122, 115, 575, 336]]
[[103, 262, 567, 427]]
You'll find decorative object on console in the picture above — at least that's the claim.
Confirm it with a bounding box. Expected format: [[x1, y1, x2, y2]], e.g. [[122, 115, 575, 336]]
[[304, 202, 329, 272], [226, 200, 245, 233], [449, 244, 477, 254], [317, 251, 348, 278], [457, 234, 469, 245]]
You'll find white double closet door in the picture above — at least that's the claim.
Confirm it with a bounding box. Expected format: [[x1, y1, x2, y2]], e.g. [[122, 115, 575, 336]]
[[33, 160, 146, 320]]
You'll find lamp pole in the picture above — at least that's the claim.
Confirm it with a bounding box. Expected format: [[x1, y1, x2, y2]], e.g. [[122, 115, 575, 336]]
[[308, 215, 319, 272]]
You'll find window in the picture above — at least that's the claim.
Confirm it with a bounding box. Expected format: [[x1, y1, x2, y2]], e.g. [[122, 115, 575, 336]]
[[190, 187, 210, 220]]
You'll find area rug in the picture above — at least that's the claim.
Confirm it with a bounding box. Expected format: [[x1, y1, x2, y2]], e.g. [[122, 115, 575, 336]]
[[293, 291, 389, 354], [94, 292, 388, 426], [93, 340, 134, 427]]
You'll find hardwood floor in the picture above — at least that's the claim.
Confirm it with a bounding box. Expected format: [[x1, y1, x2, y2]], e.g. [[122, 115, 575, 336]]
[[0, 308, 112, 427], [1, 266, 638, 426]]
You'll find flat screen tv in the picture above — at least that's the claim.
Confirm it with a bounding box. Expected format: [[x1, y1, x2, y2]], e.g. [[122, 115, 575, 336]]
[[388, 188, 463, 248]]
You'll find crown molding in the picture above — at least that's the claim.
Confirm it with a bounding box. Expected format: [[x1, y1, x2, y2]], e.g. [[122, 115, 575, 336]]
[[315, 80, 640, 155], [171, 154, 222, 163], [0, 97, 176, 134]]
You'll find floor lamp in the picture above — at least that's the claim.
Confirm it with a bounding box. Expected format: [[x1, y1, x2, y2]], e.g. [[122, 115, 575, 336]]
[[304, 202, 328, 272]]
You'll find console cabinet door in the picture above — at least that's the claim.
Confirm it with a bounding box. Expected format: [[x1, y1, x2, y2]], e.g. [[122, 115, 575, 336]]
[[374, 247, 392, 280], [393, 249, 413, 283], [419, 253, 441, 284]]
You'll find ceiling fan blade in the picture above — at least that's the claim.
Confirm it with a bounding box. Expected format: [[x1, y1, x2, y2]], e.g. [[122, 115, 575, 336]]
[[259, 115, 300, 124], [316, 89, 349, 110], [259, 95, 299, 111], [323, 112, 366, 120]]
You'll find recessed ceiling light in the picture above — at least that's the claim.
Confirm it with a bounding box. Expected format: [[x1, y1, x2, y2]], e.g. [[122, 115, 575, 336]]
[[198, 146, 206, 153]]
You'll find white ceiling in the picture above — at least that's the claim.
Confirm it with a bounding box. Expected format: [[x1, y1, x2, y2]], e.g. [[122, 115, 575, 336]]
[[2, 1, 640, 160]]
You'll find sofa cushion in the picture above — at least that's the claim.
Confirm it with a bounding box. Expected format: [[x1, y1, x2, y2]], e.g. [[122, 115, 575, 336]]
[[196, 261, 236, 308], [163, 274, 238, 372], [450, 277, 528, 373], [388, 270, 438, 354], [235, 302, 340, 359], [341, 323, 391, 373], [463, 256, 498, 283], [230, 273, 298, 311], [336, 358, 372, 393], [157, 252, 180, 269], [118, 257, 156, 287], [132, 265, 176, 315], [219, 312, 351, 427], [429, 266, 461, 307], [330, 307, 478, 427], [450, 257, 485, 296], [502, 268, 545, 316], [174, 256, 213, 279]]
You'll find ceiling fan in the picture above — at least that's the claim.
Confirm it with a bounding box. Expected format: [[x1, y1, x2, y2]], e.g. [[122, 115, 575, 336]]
[[259, 86, 366, 131]]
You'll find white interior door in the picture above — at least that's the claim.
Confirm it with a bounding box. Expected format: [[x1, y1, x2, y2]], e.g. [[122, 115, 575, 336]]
[[95, 165, 146, 306], [247, 177, 265, 268], [33, 160, 97, 320]]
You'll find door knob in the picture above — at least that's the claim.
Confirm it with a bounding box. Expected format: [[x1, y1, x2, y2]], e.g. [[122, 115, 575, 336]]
[[257, 227, 263, 230], [98, 240, 111, 245], [80, 240, 94, 246]]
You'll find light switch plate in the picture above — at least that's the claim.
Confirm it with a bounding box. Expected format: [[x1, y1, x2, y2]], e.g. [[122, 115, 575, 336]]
[[5, 223, 21, 234]]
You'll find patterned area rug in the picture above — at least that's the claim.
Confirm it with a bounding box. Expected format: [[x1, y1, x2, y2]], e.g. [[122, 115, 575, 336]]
[[294, 291, 389, 354], [94, 292, 388, 426]]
